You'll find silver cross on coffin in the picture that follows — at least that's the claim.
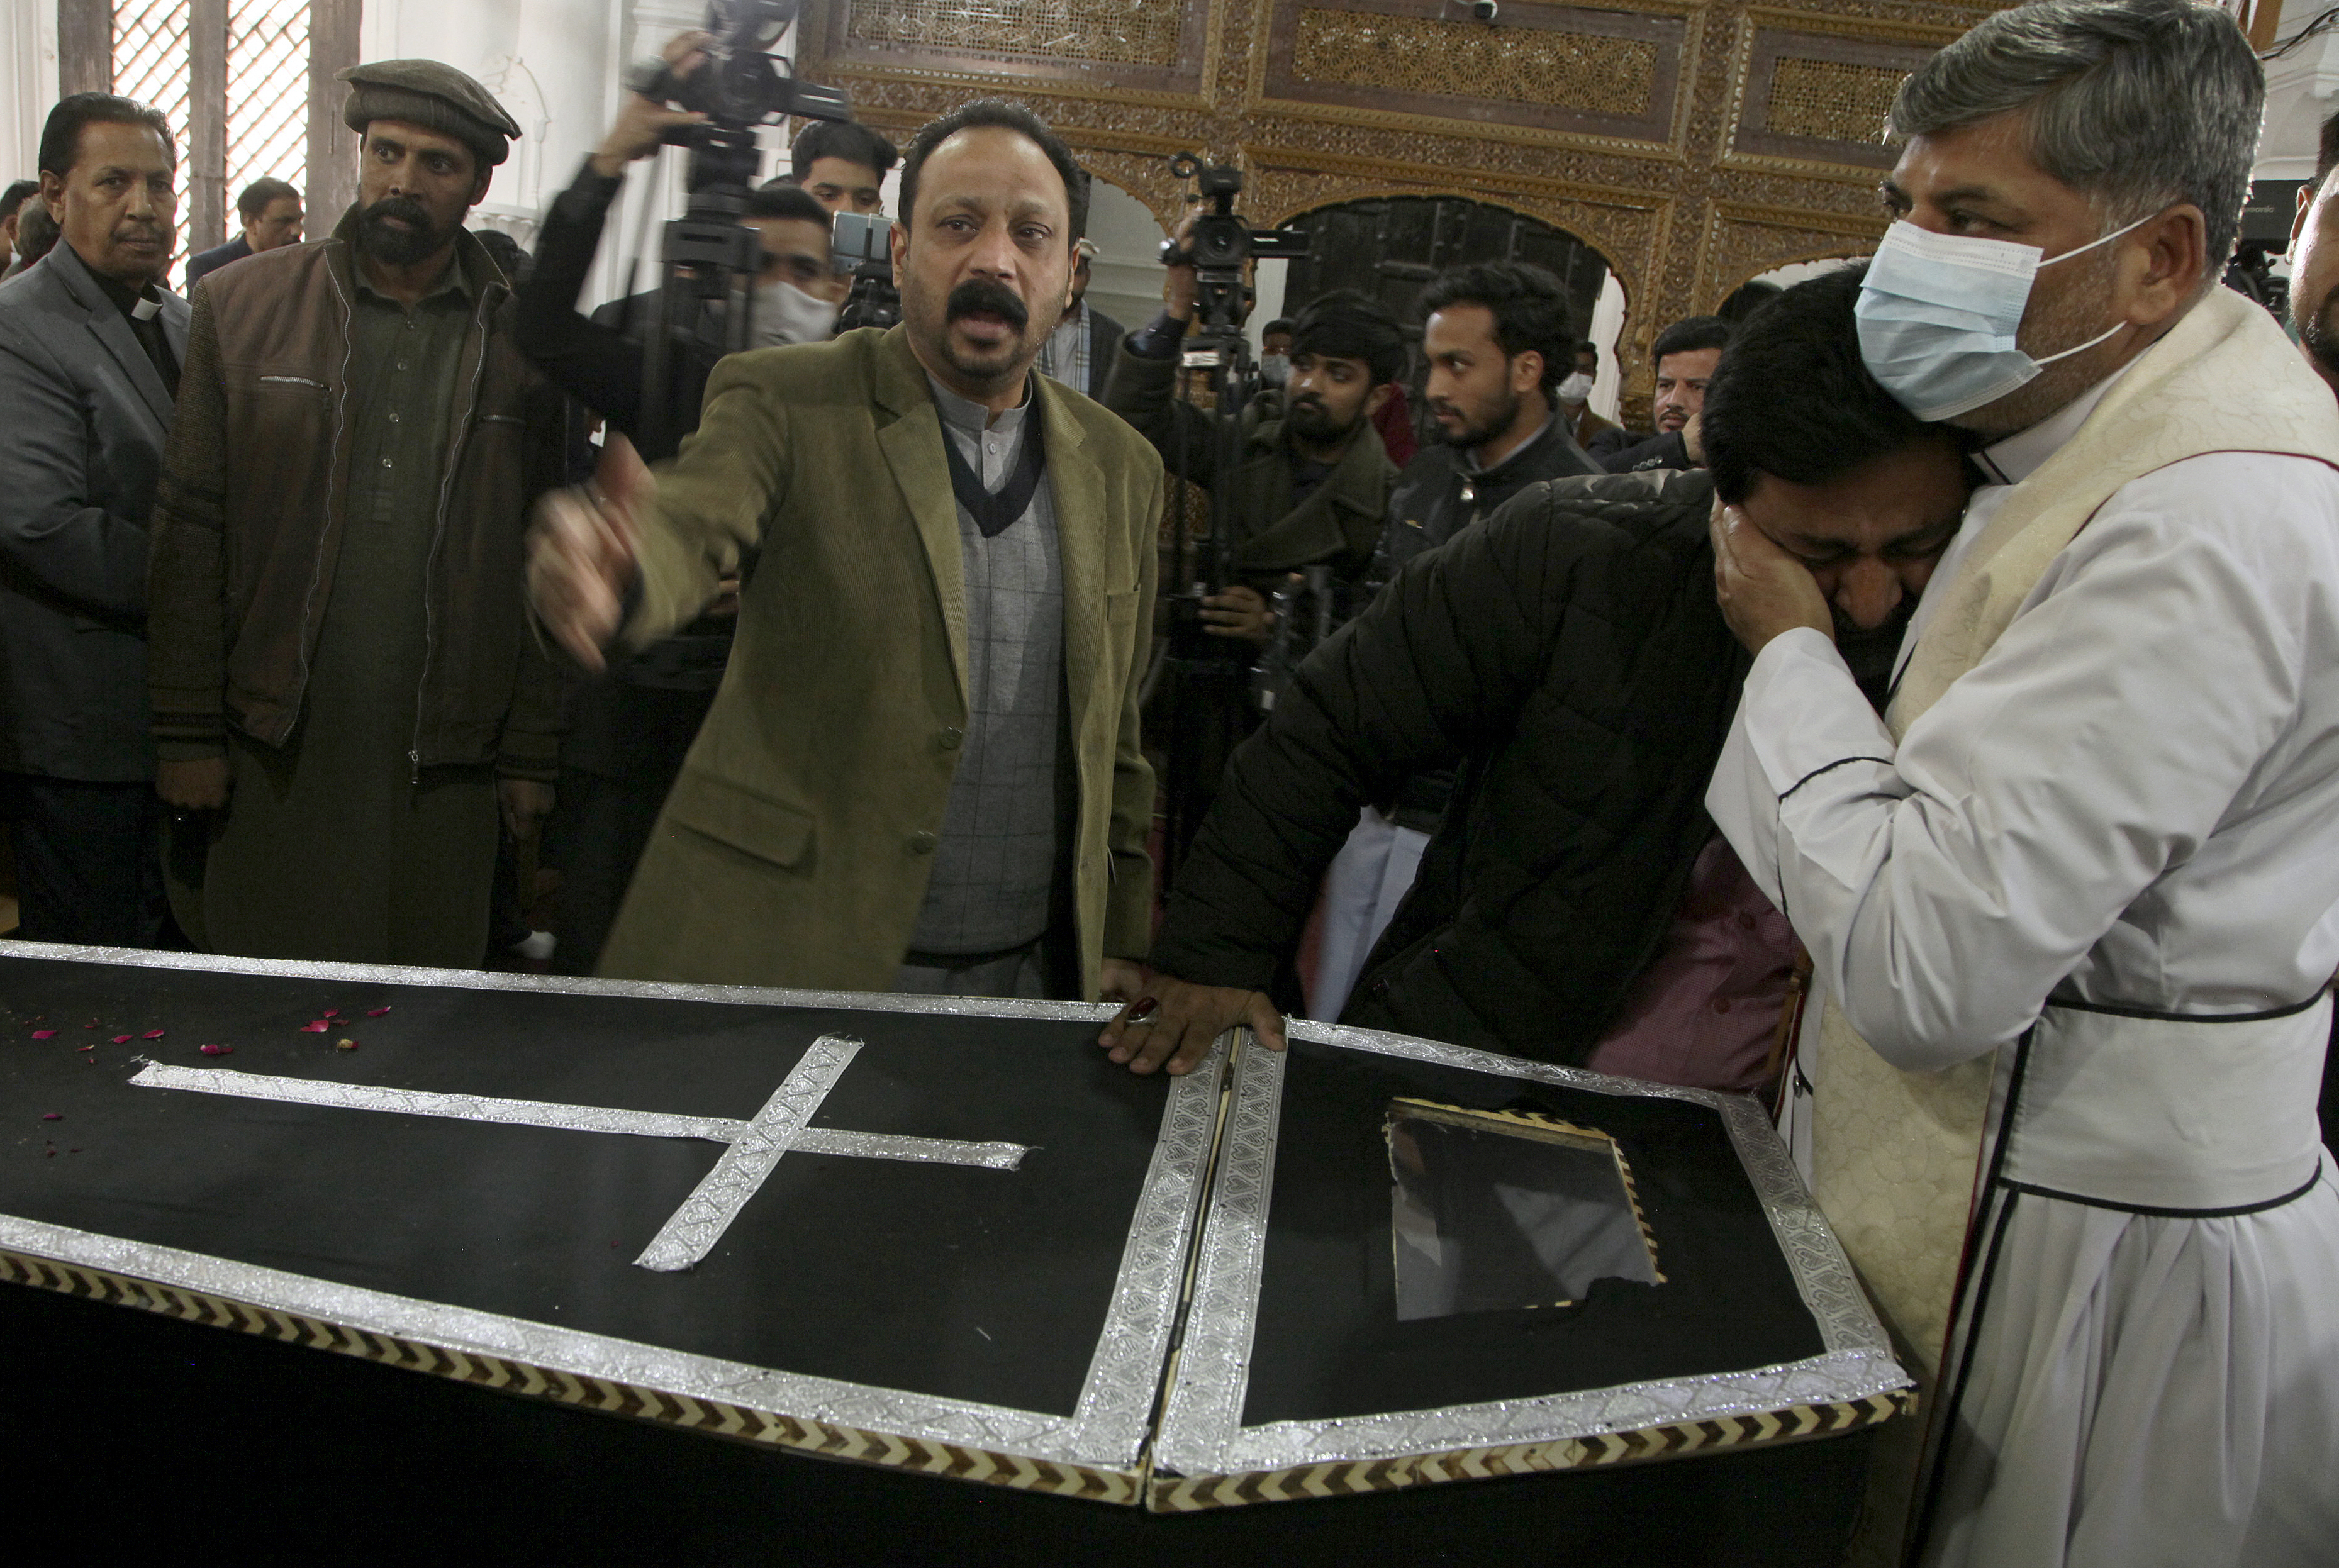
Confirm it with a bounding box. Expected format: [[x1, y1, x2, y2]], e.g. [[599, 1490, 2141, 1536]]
[[130, 1034, 1026, 1272]]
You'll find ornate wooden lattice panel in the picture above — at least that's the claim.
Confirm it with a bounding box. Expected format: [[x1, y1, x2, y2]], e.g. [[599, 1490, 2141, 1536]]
[[798, 0, 2018, 408], [225, 0, 311, 213]]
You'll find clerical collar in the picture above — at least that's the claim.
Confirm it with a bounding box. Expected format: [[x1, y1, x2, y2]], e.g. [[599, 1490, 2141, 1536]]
[[81, 255, 167, 322], [1973, 358, 2141, 486]]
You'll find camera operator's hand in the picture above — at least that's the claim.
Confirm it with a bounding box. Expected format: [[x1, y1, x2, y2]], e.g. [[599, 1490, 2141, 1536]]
[[1201, 582, 1274, 643], [1100, 974, 1284, 1076], [528, 435, 649, 672], [590, 30, 710, 177], [1163, 211, 1200, 325]]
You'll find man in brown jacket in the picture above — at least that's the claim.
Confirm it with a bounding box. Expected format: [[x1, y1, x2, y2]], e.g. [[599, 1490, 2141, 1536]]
[[147, 60, 564, 967], [529, 99, 1159, 1005]]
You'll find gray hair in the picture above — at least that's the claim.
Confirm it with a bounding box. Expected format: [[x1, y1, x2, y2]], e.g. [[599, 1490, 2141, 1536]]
[[1889, 0, 2262, 274]]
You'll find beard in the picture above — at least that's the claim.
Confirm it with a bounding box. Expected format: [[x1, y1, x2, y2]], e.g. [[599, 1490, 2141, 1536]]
[[1835, 596, 1919, 712], [357, 194, 454, 267], [1953, 247, 2121, 440], [2299, 291, 2339, 384], [1287, 389, 1359, 445], [1435, 384, 1521, 450]]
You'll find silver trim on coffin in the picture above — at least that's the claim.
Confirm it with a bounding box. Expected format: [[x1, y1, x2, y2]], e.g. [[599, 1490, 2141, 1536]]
[[1, 943, 1221, 1474], [1149, 1020, 1911, 1477]]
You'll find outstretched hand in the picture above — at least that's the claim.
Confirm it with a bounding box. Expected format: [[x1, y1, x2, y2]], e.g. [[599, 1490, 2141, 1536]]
[[1709, 498, 1833, 655], [1098, 974, 1285, 1076], [589, 31, 710, 176], [527, 434, 650, 672]]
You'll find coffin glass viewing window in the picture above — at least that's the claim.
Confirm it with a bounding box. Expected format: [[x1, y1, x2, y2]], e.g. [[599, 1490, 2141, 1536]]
[[1387, 1100, 1662, 1321]]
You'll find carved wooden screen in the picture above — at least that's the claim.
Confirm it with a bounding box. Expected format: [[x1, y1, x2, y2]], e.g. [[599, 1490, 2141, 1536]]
[[797, 0, 2014, 409]]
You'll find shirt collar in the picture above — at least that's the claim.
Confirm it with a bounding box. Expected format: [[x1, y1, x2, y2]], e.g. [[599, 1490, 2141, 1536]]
[[1460, 408, 1560, 480], [76, 250, 166, 321], [928, 372, 1032, 435], [1972, 359, 2140, 486]]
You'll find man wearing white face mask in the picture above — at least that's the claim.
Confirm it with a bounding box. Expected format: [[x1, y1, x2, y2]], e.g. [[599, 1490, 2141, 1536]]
[[1705, 2, 2339, 1565]]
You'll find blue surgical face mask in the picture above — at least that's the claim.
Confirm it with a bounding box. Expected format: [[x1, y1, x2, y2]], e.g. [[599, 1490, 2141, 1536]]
[[1855, 214, 2152, 422]]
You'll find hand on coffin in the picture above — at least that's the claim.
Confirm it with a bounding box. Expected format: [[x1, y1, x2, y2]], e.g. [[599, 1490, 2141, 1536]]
[[1100, 975, 1283, 1076]]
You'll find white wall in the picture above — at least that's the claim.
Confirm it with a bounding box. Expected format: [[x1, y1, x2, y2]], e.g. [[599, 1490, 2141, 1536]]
[[1, 0, 59, 197]]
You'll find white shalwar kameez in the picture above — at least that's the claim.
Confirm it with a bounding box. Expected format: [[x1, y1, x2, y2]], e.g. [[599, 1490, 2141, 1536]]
[[1707, 384, 2339, 1567]]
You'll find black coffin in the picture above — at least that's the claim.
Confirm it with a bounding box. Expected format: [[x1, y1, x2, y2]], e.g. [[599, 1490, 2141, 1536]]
[[0, 943, 1909, 1518]]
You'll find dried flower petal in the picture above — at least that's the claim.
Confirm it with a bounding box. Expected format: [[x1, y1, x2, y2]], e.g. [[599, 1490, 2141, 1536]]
[[142, 1029, 164, 1040], [366, 1007, 391, 1018], [31, 1030, 55, 1039], [41, 1113, 60, 1121], [299, 1021, 328, 1033], [336, 1039, 359, 1052], [198, 1043, 234, 1056], [76, 1043, 94, 1052], [323, 1009, 340, 1018], [111, 1034, 132, 1044]]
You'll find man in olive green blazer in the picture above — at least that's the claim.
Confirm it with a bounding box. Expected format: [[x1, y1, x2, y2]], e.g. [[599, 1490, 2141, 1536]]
[[528, 101, 1159, 1004]]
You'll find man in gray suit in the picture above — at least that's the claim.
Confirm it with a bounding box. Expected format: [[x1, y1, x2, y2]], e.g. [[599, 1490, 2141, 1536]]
[[0, 92, 186, 945]]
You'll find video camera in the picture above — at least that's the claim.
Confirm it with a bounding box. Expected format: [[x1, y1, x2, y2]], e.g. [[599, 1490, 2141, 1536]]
[[1158, 152, 1308, 342], [830, 210, 899, 332], [623, 0, 856, 457]]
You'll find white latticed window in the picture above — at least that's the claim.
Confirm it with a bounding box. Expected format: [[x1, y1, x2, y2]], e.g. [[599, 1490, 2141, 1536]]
[[226, 0, 310, 218], [103, 0, 322, 291], [110, 1, 193, 286]]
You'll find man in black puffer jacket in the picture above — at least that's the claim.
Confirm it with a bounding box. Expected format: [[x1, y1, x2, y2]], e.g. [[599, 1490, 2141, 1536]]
[[1100, 266, 1973, 1079]]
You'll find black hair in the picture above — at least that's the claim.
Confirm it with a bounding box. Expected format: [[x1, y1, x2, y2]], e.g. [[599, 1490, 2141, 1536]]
[[39, 92, 176, 180], [1260, 316, 1295, 340], [1577, 338, 1599, 358], [1417, 259, 1576, 394], [1701, 265, 1946, 505], [1650, 314, 1730, 370], [790, 120, 898, 181], [236, 176, 298, 222], [1717, 279, 1781, 325], [745, 182, 832, 226], [2322, 110, 2339, 189], [0, 180, 38, 221], [898, 99, 1086, 243], [1288, 288, 1407, 386]]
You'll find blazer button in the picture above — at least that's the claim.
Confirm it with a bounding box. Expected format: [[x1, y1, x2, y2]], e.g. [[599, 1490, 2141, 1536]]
[[909, 831, 939, 855], [937, 726, 964, 750]]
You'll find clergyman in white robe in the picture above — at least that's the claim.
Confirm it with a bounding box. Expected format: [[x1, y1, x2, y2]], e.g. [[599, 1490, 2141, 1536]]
[[1709, 320, 2339, 1562]]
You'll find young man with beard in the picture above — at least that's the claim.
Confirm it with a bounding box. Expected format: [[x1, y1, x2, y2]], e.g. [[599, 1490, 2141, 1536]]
[[528, 99, 1161, 1005], [1309, 259, 1602, 1019], [0, 94, 187, 947], [1711, 3, 2339, 1560], [145, 60, 566, 967], [1100, 265, 1968, 1082], [1105, 281, 1404, 645]]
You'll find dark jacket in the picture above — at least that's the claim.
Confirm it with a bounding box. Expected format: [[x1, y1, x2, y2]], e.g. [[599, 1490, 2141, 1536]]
[[1585, 423, 1645, 463], [185, 235, 253, 290], [1150, 468, 1751, 1064], [515, 159, 727, 464], [0, 242, 189, 781], [146, 209, 567, 781], [1102, 335, 1394, 584], [1376, 408, 1602, 581], [1601, 428, 1693, 474]]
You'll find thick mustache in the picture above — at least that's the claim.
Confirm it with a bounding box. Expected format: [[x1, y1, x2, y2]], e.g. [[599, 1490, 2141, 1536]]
[[945, 281, 1028, 331], [363, 197, 428, 225]]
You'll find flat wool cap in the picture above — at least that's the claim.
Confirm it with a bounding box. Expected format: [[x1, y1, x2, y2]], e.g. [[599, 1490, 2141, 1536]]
[[339, 59, 521, 169]]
